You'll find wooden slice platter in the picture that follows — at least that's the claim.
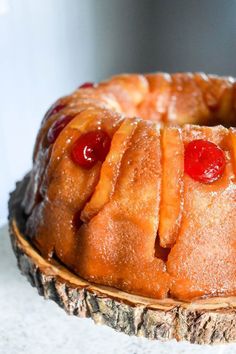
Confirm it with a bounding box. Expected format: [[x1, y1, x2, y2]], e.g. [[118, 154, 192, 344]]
[[8, 177, 236, 344]]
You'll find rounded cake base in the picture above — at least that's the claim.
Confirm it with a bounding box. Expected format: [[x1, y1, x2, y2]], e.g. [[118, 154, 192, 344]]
[[8, 177, 236, 345]]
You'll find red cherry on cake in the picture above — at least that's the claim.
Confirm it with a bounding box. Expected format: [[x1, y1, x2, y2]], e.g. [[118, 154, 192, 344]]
[[79, 82, 94, 89], [47, 115, 74, 144], [44, 102, 67, 121], [71, 130, 111, 169], [184, 139, 226, 183]]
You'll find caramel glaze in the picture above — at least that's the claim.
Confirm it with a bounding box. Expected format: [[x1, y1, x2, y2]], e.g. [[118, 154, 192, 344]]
[[22, 73, 236, 301]]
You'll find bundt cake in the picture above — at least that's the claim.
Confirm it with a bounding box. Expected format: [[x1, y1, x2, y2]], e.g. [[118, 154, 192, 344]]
[[21, 73, 236, 301]]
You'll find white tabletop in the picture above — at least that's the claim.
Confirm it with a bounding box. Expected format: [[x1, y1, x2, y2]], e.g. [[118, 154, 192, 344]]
[[0, 225, 236, 354]]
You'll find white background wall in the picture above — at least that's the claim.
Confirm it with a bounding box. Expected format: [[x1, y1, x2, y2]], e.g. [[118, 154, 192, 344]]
[[1, 0, 236, 225], [0, 0, 96, 225]]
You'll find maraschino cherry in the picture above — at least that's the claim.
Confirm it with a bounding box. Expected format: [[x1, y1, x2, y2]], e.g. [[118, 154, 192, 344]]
[[44, 102, 67, 121], [47, 115, 74, 144], [71, 130, 111, 169], [184, 139, 226, 183], [79, 82, 94, 89]]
